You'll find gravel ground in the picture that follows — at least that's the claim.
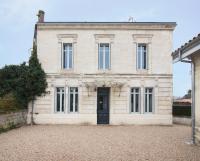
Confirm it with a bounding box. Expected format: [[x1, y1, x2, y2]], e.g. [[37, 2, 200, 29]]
[[0, 125, 200, 161]]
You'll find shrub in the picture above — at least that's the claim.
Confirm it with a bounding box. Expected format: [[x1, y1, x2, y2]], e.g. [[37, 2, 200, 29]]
[[172, 105, 191, 117]]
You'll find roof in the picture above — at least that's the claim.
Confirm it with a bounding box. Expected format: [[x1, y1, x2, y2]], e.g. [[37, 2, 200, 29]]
[[173, 98, 192, 106], [36, 21, 176, 30], [172, 33, 200, 62]]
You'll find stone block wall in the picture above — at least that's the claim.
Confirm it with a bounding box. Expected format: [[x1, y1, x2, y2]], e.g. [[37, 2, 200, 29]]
[[194, 53, 200, 144], [0, 110, 27, 129]]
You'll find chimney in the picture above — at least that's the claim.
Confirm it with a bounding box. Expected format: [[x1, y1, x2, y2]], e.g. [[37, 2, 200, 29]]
[[37, 10, 45, 23]]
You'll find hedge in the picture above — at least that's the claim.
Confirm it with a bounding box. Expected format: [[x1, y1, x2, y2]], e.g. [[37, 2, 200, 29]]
[[0, 93, 22, 114], [172, 105, 191, 117]]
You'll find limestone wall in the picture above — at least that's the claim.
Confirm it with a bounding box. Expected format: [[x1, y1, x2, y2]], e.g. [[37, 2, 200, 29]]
[[194, 53, 200, 144], [28, 75, 172, 125], [29, 24, 174, 125], [0, 110, 27, 129], [36, 27, 173, 75]]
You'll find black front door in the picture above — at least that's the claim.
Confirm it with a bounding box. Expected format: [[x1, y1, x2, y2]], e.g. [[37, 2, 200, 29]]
[[97, 88, 109, 124]]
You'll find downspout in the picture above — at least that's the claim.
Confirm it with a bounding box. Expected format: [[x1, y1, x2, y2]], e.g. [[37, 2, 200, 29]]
[[191, 62, 195, 144], [179, 49, 195, 144]]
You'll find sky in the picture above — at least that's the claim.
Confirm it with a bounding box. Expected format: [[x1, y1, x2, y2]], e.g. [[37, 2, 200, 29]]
[[0, 0, 199, 97]]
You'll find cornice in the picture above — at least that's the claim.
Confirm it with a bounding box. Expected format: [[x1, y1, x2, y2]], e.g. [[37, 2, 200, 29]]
[[37, 22, 176, 31]]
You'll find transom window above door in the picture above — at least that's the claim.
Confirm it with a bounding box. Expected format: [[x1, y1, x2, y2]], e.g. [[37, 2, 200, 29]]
[[98, 43, 110, 70], [63, 43, 73, 69]]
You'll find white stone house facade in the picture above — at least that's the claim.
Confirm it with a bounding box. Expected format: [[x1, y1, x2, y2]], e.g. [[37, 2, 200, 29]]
[[30, 12, 176, 125]]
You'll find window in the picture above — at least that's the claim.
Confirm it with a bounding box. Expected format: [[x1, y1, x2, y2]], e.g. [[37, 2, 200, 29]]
[[63, 43, 73, 69], [98, 43, 110, 70], [56, 87, 64, 112], [69, 87, 78, 112], [144, 88, 153, 113], [137, 44, 147, 69], [130, 88, 140, 113]]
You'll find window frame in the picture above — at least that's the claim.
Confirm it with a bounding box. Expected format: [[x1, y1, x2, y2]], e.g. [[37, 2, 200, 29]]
[[144, 87, 154, 114], [98, 43, 111, 70], [63, 43, 73, 70], [55, 87, 65, 113], [68, 87, 79, 113], [136, 43, 148, 70], [130, 87, 141, 113]]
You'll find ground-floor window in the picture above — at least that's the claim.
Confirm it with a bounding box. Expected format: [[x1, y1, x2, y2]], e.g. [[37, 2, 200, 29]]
[[144, 88, 153, 113], [69, 87, 78, 112], [56, 87, 65, 112], [130, 88, 140, 113]]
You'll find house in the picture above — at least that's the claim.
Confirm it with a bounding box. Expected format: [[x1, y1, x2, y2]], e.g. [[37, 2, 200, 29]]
[[173, 98, 192, 105], [29, 10, 176, 125], [172, 33, 200, 144]]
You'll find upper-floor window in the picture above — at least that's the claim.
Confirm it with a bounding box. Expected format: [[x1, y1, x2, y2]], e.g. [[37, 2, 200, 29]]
[[130, 88, 140, 113], [63, 43, 73, 69], [144, 88, 153, 113], [137, 44, 147, 69], [69, 87, 78, 112], [55, 87, 65, 113], [98, 43, 110, 70]]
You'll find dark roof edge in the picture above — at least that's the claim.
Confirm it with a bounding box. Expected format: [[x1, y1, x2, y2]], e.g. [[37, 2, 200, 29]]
[[172, 33, 200, 59]]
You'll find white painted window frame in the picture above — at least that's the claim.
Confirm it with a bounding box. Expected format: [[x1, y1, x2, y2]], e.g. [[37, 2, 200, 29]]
[[137, 43, 148, 70], [130, 87, 141, 113], [63, 43, 73, 69], [68, 87, 79, 113], [144, 87, 154, 113], [55, 87, 65, 113], [98, 43, 110, 70]]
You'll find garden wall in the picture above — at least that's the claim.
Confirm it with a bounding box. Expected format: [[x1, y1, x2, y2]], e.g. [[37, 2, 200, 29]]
[[172, 105, 191, 126], [0, 110, 27, 130]]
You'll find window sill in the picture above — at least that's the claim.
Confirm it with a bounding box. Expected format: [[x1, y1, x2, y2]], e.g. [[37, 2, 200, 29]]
[[54, 112, 79, 114], [60, 69, 74, 74], [69, 112, 79, 114], [130, 112, 141, 114], [144, 112, 154, 114], [136, 69, 148, 74], [97, 69, 112, 74]]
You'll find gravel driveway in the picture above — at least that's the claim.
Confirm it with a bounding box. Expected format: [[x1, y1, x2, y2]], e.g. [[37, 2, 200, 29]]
[[0, 125, 199, 161]]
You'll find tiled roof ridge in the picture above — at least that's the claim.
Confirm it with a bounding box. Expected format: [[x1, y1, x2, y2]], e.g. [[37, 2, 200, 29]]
[[172, 33, 200, 55]]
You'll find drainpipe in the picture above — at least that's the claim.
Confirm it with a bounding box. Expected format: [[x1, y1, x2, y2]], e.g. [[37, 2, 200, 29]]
[[180, 55, 195, 144], [191, 62, 195, 144]]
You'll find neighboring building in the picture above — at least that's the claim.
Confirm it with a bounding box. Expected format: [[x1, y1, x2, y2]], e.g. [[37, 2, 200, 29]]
[[29, 10, 176, 125], [172, 33, 200, 144], [173, 98, 192, 105]]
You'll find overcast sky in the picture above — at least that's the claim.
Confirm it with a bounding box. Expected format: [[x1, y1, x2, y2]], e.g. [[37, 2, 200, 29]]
[[0, 0, 199, 97]]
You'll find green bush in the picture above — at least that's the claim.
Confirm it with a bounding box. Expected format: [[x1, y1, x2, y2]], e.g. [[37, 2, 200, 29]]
[[172, 105, 191, 117], [0, 93, 22, 114]]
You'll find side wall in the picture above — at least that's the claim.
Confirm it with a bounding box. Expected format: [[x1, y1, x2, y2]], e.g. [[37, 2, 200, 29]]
[[194, 53, 200, 144]]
